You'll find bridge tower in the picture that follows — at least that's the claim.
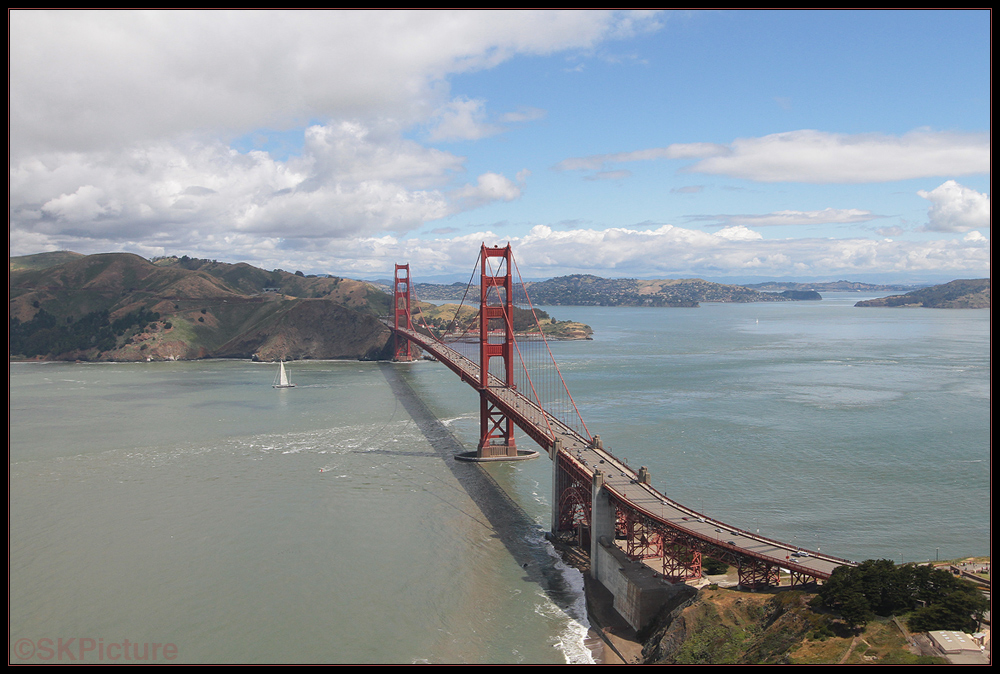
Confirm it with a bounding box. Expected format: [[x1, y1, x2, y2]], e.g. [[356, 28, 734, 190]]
[[476, 244, 517, 458], [393, 263, 415, 362]]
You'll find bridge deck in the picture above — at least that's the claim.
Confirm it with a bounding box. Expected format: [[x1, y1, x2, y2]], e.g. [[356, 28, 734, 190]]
[[389, 323, 852, 581]]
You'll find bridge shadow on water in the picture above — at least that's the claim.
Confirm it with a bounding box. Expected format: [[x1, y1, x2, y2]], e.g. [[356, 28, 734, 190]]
[[378, 363, 586, 630]]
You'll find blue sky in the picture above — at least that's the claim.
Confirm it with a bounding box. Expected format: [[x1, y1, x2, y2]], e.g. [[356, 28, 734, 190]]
[[9, 10, 990, 282]]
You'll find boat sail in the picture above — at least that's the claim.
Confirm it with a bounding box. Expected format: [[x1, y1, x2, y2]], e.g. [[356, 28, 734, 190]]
[[272, 360, 295, 388]]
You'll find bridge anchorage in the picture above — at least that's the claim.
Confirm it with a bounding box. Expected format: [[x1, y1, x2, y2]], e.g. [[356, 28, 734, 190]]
[[385, 243, 854, 631]]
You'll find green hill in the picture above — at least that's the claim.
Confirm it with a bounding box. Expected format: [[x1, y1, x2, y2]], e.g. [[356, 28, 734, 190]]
[[9, 252, 394, 362], [854, 279, 990, 308]]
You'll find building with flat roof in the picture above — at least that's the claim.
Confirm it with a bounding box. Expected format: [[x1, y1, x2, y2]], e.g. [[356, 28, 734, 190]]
[[929, 630, 989, 665]]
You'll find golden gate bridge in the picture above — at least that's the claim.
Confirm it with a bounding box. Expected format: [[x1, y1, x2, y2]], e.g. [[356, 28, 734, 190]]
[[384, 243, 853, 604]]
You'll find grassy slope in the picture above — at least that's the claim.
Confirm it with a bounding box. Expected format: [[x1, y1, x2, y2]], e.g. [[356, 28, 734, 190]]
[[8, 250, 85, 271], [643, 586, 948, 665]]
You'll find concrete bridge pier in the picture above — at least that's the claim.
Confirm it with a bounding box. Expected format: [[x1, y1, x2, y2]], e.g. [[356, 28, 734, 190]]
[[589, 469, 616, 581]]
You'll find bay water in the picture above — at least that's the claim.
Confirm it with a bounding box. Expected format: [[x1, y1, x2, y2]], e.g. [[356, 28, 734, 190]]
[[9, 293, 990, 663]]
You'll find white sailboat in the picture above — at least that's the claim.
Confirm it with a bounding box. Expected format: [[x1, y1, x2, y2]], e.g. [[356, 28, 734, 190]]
[[272, 360, 295, 388]]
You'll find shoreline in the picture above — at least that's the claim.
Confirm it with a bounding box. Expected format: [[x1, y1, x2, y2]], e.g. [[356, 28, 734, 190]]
[[547, 535, 646, 665]]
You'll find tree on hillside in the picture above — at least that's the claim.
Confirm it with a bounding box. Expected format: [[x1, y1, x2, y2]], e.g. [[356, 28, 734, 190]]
[[907, 583, 988, 633], [839, 591, 875, 630], [819, 559, 987, 633]]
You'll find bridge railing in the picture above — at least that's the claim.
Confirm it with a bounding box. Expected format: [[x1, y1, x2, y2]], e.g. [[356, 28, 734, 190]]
[[603, 479, 855, 571], [603, 485, 831, 578]]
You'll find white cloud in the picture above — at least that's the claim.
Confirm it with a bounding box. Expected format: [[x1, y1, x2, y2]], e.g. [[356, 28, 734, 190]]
[[917, 180, 990, 233], [500, 107, 547, 124], [556, 130, 989, 183], [692, 130, 989, 183], [40, 185, 122, 222], [587, 170, 632, 181], [300, 121, 462, 188], [603, 9, 664, 39], [426, 98, 503, 142], [555, 144, 726, 171], [10, 10, 658, 158], [715, 226, 763, 241], [425, 101, 548, 143], [718, 208, 878, 227], [10, 122, 524, 246], [450, 172, 523, 210]]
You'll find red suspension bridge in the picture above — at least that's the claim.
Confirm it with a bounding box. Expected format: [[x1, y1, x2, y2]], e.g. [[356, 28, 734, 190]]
[[385, 244, 853, 592]]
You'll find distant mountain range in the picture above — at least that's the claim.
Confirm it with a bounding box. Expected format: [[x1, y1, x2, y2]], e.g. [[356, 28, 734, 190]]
[[518, 275, 824, 306], [742, 280, 915, 292], [9, 252, 395, 362], [389, 274, 827, 307], [854, 279, 990, 308]]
